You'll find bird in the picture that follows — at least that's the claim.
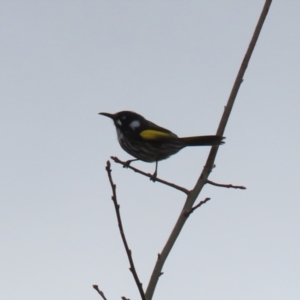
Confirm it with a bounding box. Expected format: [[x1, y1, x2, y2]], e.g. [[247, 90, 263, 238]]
[[99, 111, 224, 180]]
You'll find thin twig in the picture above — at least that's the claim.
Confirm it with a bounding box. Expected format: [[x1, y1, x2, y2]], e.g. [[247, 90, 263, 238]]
[[184, 198, 211, 217], [111, 156, 189, 194], [105, 161, 146, 300], [145, 2, 273, 299], [207, 180, 246, 190], [92, 285, 108, 300]]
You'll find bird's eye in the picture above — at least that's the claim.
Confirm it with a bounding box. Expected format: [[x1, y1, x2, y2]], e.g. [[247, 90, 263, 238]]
[[121, 116, 126, 120]]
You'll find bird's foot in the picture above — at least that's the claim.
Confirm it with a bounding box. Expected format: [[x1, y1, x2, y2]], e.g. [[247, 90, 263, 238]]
[[150, 171, 157, 182], [123, 160, 131, 168], [123, 159, 138, 169]]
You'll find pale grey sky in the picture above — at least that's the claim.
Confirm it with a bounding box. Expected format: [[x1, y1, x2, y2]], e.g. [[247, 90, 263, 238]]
[[1, 1, 300, 300]]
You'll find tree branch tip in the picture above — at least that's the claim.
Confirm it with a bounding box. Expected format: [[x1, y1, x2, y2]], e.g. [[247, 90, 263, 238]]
[[206, 179, 246, 190], [110, 156, 119, 162], [93, 285, 108, 300]]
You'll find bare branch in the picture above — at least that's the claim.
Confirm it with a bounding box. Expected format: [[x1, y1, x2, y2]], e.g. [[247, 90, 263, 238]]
[[207, 180, 246, 190], [111, 156, 189, 194], [105, 161, 146, 300], [145, 1, 273, 299], [184, 198, 211, 217], [93, 285, 108, 300]]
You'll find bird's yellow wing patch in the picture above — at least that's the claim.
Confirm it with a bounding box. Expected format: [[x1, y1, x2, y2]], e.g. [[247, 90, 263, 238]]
[[140, 129, 172, 140]]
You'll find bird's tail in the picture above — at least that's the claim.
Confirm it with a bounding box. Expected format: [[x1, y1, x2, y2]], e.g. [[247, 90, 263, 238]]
[[179, 135, 225, 146]]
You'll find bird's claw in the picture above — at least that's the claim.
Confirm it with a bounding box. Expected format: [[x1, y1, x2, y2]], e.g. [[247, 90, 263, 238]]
[[150, 172, 157, 182], [123, 160, 131, 168]]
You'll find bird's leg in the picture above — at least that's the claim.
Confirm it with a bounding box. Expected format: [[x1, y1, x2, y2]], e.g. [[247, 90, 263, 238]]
[[123, 158, 139, 168], [150, 161, 158, 182]]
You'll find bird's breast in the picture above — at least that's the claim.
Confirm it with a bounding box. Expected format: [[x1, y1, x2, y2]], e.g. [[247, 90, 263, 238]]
[[116, 128, 124, 142]]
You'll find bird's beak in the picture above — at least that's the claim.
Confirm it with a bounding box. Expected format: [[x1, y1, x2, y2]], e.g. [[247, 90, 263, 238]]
[[99, 112, 115, 120]]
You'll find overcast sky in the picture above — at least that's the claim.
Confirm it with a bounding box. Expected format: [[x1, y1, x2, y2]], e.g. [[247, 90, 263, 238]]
[[1, 1, 300, 300]]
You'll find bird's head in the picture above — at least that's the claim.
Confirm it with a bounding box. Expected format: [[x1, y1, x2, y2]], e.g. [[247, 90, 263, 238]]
[[99, 111, 145, 131]]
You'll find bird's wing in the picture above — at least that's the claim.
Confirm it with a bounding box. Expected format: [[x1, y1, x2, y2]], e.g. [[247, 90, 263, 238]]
[[140, 129, 177, 140], [139, 121, 178, 140]]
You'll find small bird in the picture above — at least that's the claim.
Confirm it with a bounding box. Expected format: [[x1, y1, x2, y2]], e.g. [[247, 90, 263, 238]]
[[99, 111, 224, 180]]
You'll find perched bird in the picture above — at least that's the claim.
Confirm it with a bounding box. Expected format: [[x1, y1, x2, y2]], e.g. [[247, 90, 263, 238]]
[[99, 111, 224, 180]]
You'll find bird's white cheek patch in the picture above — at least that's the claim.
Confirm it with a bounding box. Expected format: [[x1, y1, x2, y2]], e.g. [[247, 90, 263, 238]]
[[116, 119, 122, 126], [117, 128, 124, 142], [129, 120, 141, 130]]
